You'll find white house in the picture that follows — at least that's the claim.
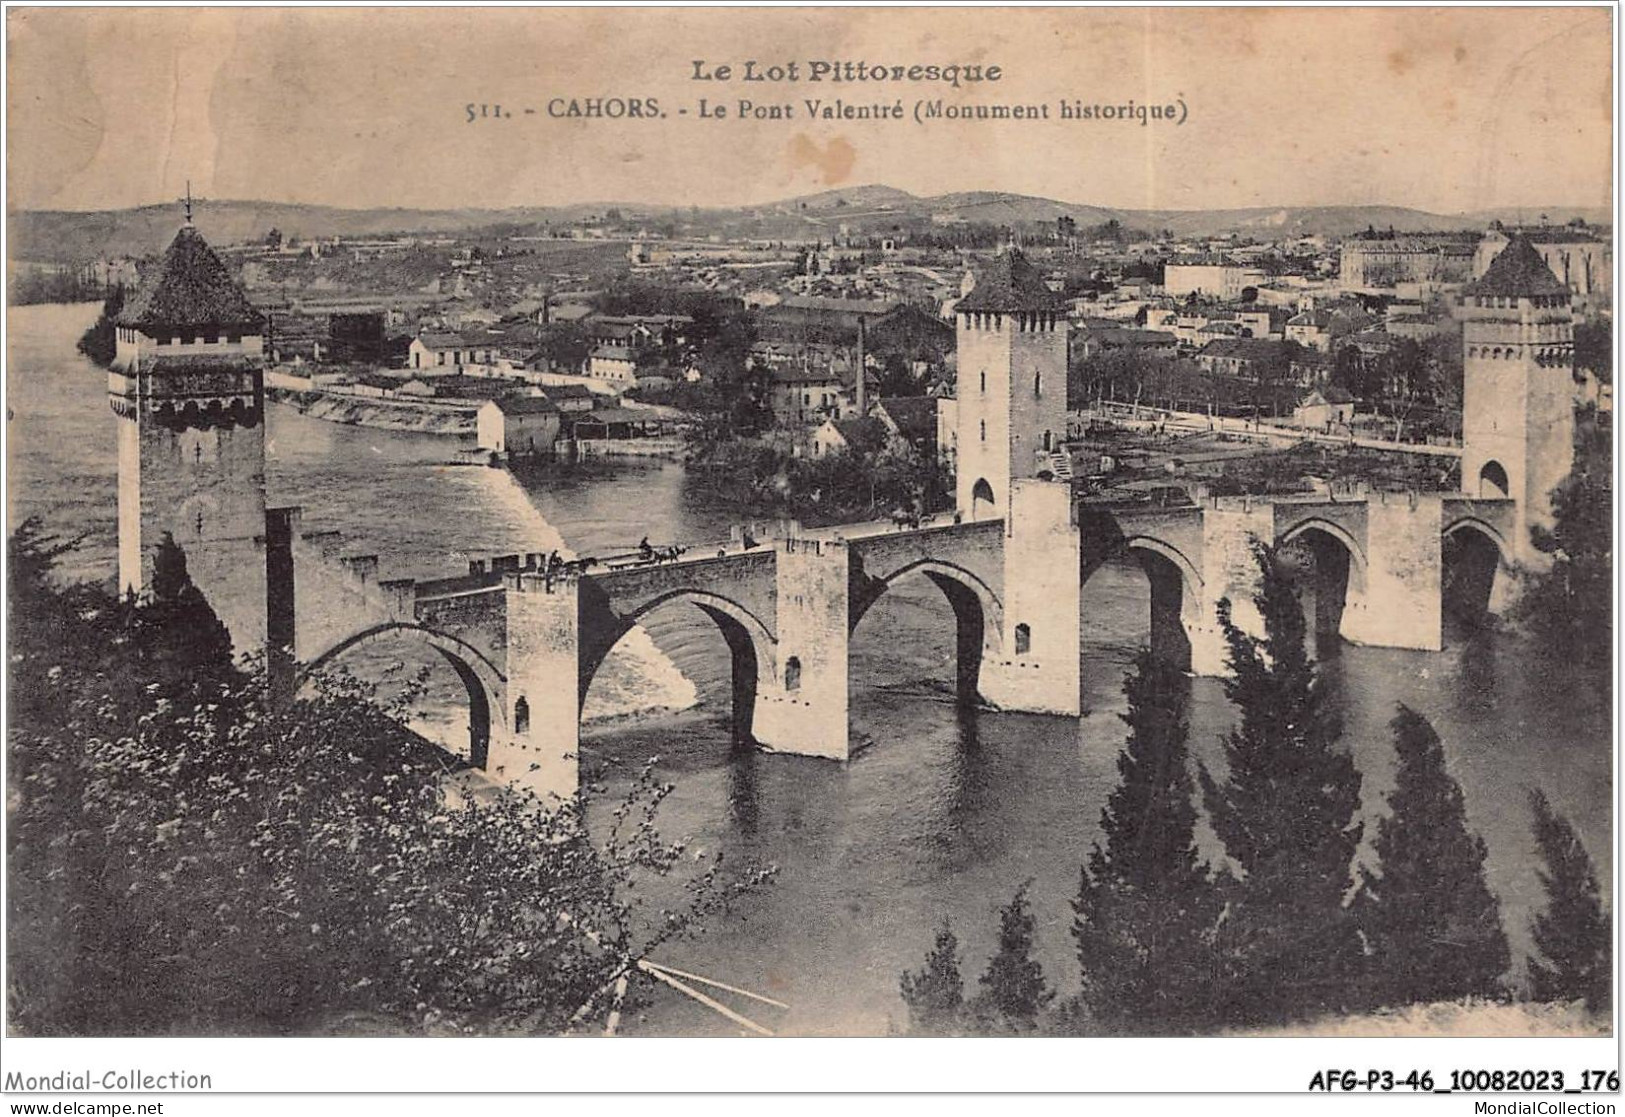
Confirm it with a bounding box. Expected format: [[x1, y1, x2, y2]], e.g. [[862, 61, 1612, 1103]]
[[408, 332, 498, 374], [476, 396, 561, 455], [1291, 387, 1356, 430], [587, 346, 638, 387]]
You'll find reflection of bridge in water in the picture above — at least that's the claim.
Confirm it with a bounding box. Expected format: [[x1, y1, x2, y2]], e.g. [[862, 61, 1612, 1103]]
[[273, 481, 1517, 800]]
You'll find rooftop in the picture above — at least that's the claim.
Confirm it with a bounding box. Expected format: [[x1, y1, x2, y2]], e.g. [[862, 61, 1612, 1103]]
[[117, 224, 265, 331], [415, 331, 481, 349], [956, 250, 1068, 314], [1199, 338, 1290, 361], [825, 416, 890, 455], [772, 295, 897, 317], [491, 396, 559, 415], [876, 396, 937, 441], [1463, 234, 1570, 299]]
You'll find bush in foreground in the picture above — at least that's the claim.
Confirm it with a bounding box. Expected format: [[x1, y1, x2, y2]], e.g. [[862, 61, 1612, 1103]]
[[7, 522, 771, 1035]]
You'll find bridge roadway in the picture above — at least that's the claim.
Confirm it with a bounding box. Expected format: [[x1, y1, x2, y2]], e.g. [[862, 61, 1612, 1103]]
[[277, 481, 1517, 802]]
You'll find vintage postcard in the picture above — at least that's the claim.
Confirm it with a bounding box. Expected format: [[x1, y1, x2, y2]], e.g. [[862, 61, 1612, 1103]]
[[2, 2, 1615, 1102]]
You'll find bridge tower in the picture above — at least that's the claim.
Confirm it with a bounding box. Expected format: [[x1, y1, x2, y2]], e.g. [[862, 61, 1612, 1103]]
[[109, 212, 271, 656], [1458, 233, 1576, 566], [950, 250, 1082, 714], [953, 249, 1070, 519]]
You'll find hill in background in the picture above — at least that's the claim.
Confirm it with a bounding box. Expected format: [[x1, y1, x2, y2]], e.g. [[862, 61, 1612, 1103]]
[[7, 185, 1610, 264]]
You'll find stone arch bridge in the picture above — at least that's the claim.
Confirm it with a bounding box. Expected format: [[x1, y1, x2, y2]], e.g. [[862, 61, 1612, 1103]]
[[270, 480, 1516, 800]]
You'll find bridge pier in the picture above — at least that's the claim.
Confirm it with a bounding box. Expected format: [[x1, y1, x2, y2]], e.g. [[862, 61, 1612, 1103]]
[[1339, 494, 1443, 651], [1189, 501, 1273, 676], [499, 572, 582, 802], [753, 537, 851, 760], [979, 481, 1081, 715]]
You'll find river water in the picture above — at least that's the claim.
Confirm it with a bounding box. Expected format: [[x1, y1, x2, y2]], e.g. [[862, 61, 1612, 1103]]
[[7, 302, 1612, 1035]]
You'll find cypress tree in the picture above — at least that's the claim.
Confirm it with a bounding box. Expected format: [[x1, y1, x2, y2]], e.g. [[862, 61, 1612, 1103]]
[[150, 535, 234, 653], [137, 533, 240, 698], [1073, 650, 1220, 1034], [899, 921, 967, 1035], [1513, 422, 1611, 673], [1527, 789, 1611, 1013], [1355, 705, 1509, 1007], [1198, 540, 1365, 1025], [971, 883, 1053, 1033]]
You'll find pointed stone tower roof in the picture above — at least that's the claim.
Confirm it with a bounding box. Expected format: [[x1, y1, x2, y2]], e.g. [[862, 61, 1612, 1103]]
[[117, 224, 265, 331], [956, 248, 1067, 313], [1463, 232, 1569, 299]]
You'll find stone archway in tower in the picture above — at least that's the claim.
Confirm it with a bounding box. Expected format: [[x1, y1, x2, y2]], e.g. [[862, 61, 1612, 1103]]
[[1478, 460, 1511, 500], [970, 478, 996, 520]]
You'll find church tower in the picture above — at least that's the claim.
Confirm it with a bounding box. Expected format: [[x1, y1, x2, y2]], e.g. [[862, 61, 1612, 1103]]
[[109, 211, 270, 655], [953, 249, 1069, 519], [1458, 233, 1576, 566]]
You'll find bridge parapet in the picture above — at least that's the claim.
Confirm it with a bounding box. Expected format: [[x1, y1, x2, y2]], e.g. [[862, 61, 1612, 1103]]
[[271, 506, 457, 665]]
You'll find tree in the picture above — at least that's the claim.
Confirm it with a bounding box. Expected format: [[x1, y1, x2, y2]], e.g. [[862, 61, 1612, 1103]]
[[1514, 422, 1612, 672], [1354, 706, 1509, 1008], [970, 883, 1053, 1033], [875, 352, 918, 399], [1374, 337, 1438, 442], [1073, 651, 1221, 1034], [1198, 541, 1366, 1025], [6, 528, 773, 1036], [76, 285, 125, 368], [1573, 321, 1611, 385], [136, 533, 239, 698], [1526, 790, 1610, 1013], [1331, 345, 1373, 401], [898, 922, 967, 1035], [535, 322, 591, 373]]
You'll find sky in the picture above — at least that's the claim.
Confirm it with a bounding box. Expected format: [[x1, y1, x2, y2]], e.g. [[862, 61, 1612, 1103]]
[[5, 6, 1614, 215]]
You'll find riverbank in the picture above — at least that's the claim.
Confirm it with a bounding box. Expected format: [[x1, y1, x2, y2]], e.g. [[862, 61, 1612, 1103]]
[[268, 386, 476, 435], [685, 435, 953, 528]]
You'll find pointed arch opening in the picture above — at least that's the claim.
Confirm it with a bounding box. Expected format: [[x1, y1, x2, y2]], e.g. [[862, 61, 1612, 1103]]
[[850, 558, 1005, 713], [1277, 519, 1369, 660], [580, 590, 775, 747], [1442, 519, 1511, 637], [971, 477, 996, 520], [1479, 460, 1511, 500], [300, 623, 504, 771]]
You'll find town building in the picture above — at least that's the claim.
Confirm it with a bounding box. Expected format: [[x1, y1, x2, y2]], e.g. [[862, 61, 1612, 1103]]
[[768, 358, 875, 428], [810, 415, 889, 459], [1196, 337, 1326, 388], [1291, 386, 1356, 430], [1163, 260, 1266, 300], [476, 396, 561, 456], [539, 382, 599, 413], [1073, 323, 1179, 360], [564, 405, 679, 442], [587, 346, 638, 386], [1285, 304, 1372, 351], [1338, 232, 1476, 291], [408, 332, 498, 373]]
